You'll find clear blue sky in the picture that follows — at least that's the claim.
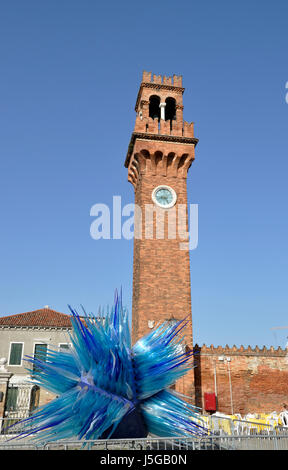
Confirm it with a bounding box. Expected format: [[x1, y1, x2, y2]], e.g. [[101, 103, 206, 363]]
[[0, 1, 287, 348]]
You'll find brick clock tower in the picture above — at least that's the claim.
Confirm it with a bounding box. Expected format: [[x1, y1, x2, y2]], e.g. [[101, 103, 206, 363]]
[[124, 71, 198, 397]]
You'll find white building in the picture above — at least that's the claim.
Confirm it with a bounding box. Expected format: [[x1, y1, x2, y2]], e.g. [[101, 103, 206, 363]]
[[0, 307, 73, 428]]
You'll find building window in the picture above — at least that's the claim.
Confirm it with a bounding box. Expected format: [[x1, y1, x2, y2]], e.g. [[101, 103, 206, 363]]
[[33, 343, 48, 375], [5, 387, 18, 411], [59, 343, 70, 352], [8, 343, 23, 366]]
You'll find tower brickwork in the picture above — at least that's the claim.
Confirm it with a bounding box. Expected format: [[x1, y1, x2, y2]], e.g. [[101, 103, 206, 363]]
[[125, 71, 198, 397]]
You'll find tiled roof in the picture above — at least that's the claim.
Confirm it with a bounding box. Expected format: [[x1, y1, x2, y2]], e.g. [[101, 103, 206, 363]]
[[0, 308, 73, 328]]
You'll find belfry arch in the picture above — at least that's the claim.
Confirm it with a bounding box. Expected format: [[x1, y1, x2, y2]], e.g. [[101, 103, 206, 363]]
[[149, 95, 160, 120], [165, 97, 176, 121]]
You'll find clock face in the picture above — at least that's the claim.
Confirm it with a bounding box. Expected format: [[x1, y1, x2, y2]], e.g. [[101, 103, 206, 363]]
[[152, 185, 177, 209]]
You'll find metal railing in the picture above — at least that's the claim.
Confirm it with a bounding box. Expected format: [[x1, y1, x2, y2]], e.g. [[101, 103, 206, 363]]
[[196, 435, 288, 450], [2, 413, 287, 437], [1, 413, 288, 451], [1, 434, 288, 451], [0, 417, 34, 435], [207, 414, 287, 436], [232, 419, 274, 435]]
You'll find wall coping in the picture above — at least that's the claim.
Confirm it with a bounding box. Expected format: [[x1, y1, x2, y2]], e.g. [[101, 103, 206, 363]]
[[0, 326, 72, 331], [194, 343, 288, 357]]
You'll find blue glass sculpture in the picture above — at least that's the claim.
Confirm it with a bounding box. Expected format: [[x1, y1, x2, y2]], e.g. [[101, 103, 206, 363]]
[[13, 290, 207, 442]]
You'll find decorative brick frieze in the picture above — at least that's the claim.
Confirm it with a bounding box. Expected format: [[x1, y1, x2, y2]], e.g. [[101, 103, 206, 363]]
[[127, 142, 196, 189], [194, 343, 288, 357]]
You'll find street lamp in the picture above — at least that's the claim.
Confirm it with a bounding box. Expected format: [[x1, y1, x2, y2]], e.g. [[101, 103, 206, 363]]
[[218, 355, 234, 416]]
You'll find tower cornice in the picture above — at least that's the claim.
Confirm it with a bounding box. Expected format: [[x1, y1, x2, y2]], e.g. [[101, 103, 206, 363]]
[[125, 132, 199, 168]]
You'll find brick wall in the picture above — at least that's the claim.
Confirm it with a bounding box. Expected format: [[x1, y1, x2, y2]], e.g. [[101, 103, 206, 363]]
[[193, 344, 288, 415], [132, 172, 192, 341], [129, 143, 196, 397]]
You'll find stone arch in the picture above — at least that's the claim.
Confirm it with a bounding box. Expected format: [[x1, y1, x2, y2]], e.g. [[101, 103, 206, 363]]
[[130, 162, 138, 180], [166, 152, 176, 170], [154, 151, 163, 167], [178, 154, 188, 171], [134, 152, 146, 173], [165, 97, 176, 121], [178, 154, 194, 178], [139, 149, 150, 158], [139, 149, 153, 174], [166, 152, 178, 176], [154, 151, 164, 175]]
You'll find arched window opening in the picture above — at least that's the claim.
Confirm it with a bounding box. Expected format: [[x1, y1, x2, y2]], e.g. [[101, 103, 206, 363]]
[[149, 95, 160, 120], [165, 97, 176, 122]]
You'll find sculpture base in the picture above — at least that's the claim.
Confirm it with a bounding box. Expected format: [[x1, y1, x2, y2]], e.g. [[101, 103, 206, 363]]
[[100, 407, 148, 439]]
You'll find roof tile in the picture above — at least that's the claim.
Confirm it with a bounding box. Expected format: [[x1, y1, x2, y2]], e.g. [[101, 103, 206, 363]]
[[0, 308, 72, 328]]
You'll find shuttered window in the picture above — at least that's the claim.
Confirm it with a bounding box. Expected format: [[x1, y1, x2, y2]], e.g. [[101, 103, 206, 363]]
[[9, 343, 23, 365], [33, 343, 48, 374], [5, 387, 18, 411]]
